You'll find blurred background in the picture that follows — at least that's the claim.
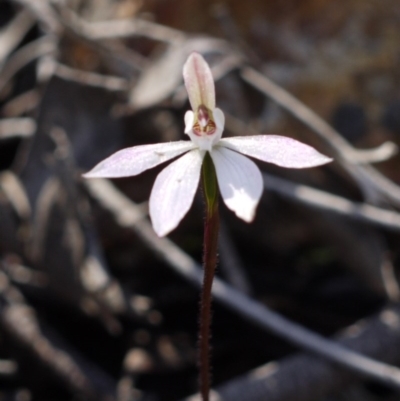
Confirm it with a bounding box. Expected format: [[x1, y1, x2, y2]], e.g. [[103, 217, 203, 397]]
[[2, 0, 400, 400]]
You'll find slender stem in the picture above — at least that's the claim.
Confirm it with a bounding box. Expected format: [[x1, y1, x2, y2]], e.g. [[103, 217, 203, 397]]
[[199, 153, 220, 401]]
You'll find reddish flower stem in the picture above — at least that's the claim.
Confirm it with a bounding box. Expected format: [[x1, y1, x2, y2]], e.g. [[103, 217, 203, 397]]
[[199, 200, 219, 401], [199, 153, 219, 401]]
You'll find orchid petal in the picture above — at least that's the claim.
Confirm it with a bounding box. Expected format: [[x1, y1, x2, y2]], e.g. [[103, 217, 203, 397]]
[[83, 141, 196, 178], [184, 110, 194, 134], [183, 52, 215, 111], [219, 135, 332, 168], [211, 147, 263, 222], [150, 149, 205, 236], [213, 108, 225, 132]]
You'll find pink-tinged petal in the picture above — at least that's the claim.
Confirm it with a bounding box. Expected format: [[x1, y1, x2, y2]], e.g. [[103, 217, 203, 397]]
[[210, 147, 263, 222], [150, 149, 205, 237], [184, 110, 194, 133], [213, 108, 225, 132], [183, 52, 215, 111], [83, 141, 196, 178], [219, 135, 332, 168]]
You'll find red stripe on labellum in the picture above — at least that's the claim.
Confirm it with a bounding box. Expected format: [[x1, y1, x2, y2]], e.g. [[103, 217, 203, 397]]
[[193, 105, 217, 137]]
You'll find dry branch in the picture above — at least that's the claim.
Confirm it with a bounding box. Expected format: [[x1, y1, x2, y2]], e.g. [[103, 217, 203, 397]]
[[263, 173, 400, 233], [0, 36, 56, 95], [0, 269, 117, 401], [84, 178, 400, 390], [186, 307, 400, 401], [0, 9, 36, 64]]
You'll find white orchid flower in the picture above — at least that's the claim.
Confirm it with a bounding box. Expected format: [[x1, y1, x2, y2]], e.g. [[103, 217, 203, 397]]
[[84, 52, 332, 237]]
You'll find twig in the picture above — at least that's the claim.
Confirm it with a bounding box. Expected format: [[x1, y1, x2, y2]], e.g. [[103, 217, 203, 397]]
[[0, 9, 36, 64], [54, 63, 128, 91], [1, 89, 39, 117], [0, 359, 17, 376], [84, 178, 400, 390], [2, 259, 48, 288], [380, 257, 400, 302], [0, 118, 36, 139], [12, 0, 62, 35], [263, 173, 400, 232], [185, 306, 400, 401], [14, 2, 146, 76], [0, 36, 56, 95], [80, 18, 184, 43], [0, 171, 31, 221], [349, 142, 398, 164], [56, 6, 148, 73]]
